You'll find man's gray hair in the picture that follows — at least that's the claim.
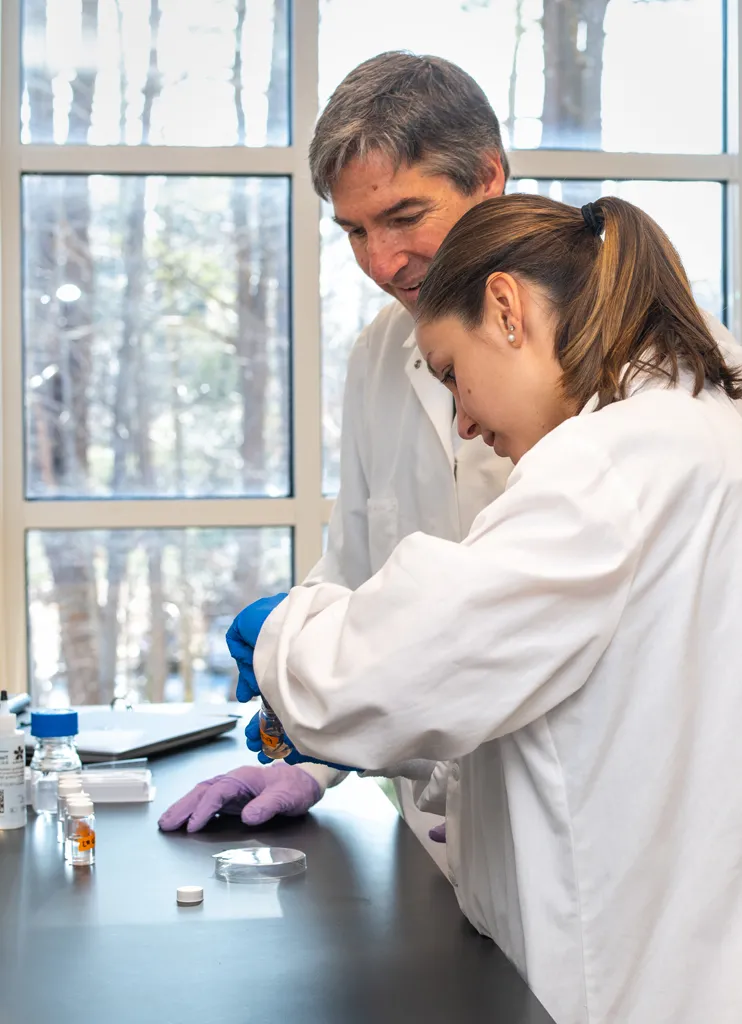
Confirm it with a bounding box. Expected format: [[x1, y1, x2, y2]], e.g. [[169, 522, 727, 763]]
[[310, 51, 510, 200]]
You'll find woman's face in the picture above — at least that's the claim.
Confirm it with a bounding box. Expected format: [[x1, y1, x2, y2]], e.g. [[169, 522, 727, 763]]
[[416, 273, 574, 464]]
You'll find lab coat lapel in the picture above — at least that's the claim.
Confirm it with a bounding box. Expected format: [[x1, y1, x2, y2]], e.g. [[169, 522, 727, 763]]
[[404, 333, 455, 468]]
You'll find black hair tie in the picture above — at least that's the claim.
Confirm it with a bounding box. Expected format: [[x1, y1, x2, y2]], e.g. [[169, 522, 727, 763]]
[[581, 202, 604, 237]]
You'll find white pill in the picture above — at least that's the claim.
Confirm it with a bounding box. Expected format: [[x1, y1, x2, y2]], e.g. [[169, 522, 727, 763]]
[[176, 885, 204, 906]]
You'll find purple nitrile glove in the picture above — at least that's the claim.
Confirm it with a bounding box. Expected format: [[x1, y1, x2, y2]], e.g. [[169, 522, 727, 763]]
[[225, 594, 288, 703], [428, 822, 447, 843], [157, 762, 321, 833], [245, 710, 359, 772]]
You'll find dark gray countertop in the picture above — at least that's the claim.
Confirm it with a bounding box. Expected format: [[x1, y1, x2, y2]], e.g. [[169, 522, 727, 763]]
[[0, 724, 554, 1024]]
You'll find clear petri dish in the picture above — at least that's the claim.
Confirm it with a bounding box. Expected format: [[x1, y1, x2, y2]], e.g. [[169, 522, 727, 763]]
[[212, 845, 307, 883]]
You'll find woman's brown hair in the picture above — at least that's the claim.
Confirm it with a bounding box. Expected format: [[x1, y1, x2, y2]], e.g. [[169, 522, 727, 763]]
[[416, 193, 742, 409]]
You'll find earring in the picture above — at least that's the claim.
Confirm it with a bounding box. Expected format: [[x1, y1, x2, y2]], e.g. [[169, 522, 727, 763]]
[[507, 324, 516, 344]]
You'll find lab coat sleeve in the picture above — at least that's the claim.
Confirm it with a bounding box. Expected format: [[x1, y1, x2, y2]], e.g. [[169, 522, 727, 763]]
[[297, 761, 348, 792], [290, 332, 372, 792], [254, 428, 642, 771], [303, 332, 373, 591], [358, 759, 439, 782], [413, 761, 452, 817]]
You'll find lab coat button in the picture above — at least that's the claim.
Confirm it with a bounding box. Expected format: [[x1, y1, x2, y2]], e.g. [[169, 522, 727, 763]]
[[451, 763, 460, 782], [414, 359, 422, 369]]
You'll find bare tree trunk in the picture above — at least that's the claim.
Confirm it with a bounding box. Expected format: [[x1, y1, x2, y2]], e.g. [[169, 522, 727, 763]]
[[232, 0, 269, 496], [26, 0, 102, 705], [60, 0, 98, 488], [99, 531, 127, 697], [541, 0, 610, 212], [264, 0, 290, 362], [542, 0, 609, 148], [505, 0, 525, 145], [178, 533, 195, 702], [67, 0, 98, 144], [25, 0, 53, 142], [101, 0, 165, 702], [166, 321, 194, 699], [232, 0, 291, 625], [115, 1, 127, 142], [139, 0, 167, 702], [41, 532, 100, 704], [265, 0, 289, 148], [231, 0, 268, 612], [146, 534, 167, 702]]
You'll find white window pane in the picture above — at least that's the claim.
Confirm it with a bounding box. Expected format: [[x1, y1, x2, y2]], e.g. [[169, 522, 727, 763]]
[[319, 0, 723, 154], [23, 174, 291, 498], [507, 180, 724, 320], [27, 527, 292, 706], [321, 181, 724, 498], [21, 0, 289, 146]]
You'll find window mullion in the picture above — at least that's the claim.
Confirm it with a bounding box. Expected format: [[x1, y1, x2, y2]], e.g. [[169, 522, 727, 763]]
[[1, 0, 29, 696], [291, 0, 323, 582], [725, 0, 741, 337], [19, 145, 297, 175]]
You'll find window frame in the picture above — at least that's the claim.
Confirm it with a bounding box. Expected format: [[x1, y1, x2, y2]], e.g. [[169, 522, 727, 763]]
[[0, 0, 738, 697]]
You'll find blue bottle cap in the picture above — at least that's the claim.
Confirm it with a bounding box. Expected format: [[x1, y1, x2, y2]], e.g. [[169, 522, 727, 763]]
[[30, 708, 79, 738]]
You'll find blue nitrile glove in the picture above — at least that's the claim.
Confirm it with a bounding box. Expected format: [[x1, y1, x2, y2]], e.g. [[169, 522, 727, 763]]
[[226, 594, 288, 702], [245, 711, 359, 772]]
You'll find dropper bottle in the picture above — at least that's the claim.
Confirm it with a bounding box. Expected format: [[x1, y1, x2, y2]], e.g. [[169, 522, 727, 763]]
[[0, 689, 28, 830]]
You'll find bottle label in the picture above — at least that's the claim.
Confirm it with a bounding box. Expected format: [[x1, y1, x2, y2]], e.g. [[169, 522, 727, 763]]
[[0, 741, 27, 827], [78, 833, 95, 851], [0, 744, 26, 782]]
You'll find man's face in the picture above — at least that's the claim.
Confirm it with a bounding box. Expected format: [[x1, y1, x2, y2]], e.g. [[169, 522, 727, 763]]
[[330, 151, 505, 313]]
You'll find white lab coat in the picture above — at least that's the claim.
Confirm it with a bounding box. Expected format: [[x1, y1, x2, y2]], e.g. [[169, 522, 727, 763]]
[[299, 300, 511, 863], [256, 368, 742, 1024]]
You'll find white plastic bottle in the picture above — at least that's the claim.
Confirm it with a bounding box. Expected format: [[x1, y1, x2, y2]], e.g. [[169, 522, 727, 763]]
[[0, 690, 28, 830]]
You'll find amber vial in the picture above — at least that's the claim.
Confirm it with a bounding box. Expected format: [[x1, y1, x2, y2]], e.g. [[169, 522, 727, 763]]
[[65, 796, 95, 866], [258, 701, 293, 760]]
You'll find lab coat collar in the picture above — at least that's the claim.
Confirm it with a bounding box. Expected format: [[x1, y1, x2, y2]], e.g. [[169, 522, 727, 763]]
[[579, 362, 697, 416], [403, 329, 456, 467]]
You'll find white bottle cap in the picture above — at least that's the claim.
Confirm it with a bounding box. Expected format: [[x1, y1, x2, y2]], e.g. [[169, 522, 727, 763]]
[[68, 796, 93, 817], [58, 775, 83, 794], [0, 692, 18, 736], [176, 885, 204, 906]]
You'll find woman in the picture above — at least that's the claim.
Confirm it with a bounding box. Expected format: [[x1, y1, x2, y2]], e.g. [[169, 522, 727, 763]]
[[250, 196, 742, 1023]]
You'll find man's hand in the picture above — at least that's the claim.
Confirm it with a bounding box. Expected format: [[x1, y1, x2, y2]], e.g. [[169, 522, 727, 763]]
[[245, 712, 359, 772], [428, 822, 447, 843], [225, 594, 287, 702]]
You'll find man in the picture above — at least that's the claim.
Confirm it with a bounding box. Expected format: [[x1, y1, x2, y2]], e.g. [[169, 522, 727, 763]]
[[158, 52, 737, 867], [159, 52, 510, 856]]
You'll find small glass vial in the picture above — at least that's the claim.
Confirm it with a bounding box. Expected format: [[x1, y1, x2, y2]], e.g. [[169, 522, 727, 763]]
[[258, 700, 292, 760], [65, 795, 95, 867], [29, 709, 82, 816], [57, 773, 83, 843]]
